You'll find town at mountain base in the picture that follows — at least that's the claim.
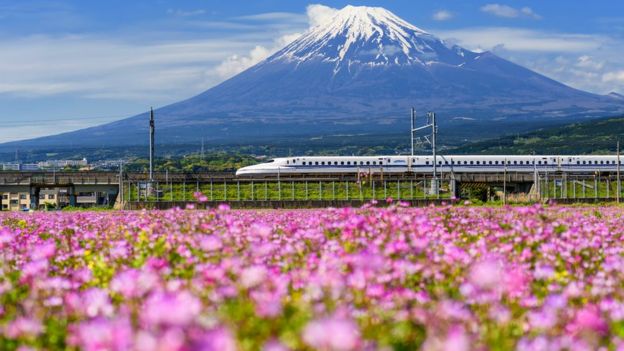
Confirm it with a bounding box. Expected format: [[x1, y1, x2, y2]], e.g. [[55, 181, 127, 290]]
[[3, 5, 623, 149]]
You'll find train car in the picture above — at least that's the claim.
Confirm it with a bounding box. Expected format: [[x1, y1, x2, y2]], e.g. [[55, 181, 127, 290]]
[[235, 155, 622, 176]]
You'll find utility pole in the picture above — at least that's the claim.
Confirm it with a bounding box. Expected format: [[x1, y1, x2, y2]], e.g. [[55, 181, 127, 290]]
[[430, 112, 438, 196], [149, 107, 155, 183], [118, 161, 123, 209], [503, 158, 507, 205], [618, 140, 621, 203], [410, 108, 415, 156], [201, 138, 205, 160], [411, 110, 439, 196]]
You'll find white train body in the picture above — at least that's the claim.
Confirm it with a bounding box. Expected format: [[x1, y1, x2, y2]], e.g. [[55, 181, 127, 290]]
[[236, 155, 621, 176]]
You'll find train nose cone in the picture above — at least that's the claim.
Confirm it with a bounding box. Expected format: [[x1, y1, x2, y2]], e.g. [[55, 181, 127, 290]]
[[236, 165, 254, 176]]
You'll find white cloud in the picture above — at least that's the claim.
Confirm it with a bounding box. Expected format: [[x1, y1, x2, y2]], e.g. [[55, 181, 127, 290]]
[[438, 27, 603, 53], [213, 4, 339, 79], [576, 55, 605, 70], [167, 9, 206, 17], [481, 4, 541, 19], [603, 71, 624, 83], [214, 33, 301, 79], [236, 12, 307, 23], [436, 26, 624, 95], [520, 7, 541, 20], [432, 10, 453, 21], [0, 35, 257, 99], [306, 4, 339, 28]]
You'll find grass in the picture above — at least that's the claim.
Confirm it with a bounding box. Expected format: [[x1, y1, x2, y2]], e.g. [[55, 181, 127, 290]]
[[125, 180, 454, 202]]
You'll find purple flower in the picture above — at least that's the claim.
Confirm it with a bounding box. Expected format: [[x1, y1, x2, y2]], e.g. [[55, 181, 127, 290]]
[[141, 291, 201, 327], [303, 316, 360, 350]]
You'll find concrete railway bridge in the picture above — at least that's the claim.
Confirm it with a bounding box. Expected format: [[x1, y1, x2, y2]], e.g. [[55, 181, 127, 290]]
[[0, 170, 619, 210]]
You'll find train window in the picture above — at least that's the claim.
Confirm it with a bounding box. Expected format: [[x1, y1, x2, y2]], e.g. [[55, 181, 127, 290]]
[[315, 162, 319, 165], [425, 161, 430, 165], [513, 161, 517, 165], [464, 161, 468, 165], [286, 161, 289, 164], [366, 161, 370, 165], [333, 161, 337, 165], [476, 161, 480, 165], [576, 161, 580, 165], [360, 161, 364, 165], [445, 161, 449, 165], [372, 161, 376, 165], [302, 162, 306, 165], [470, 161, 474, 165], [347, 161, 351, 165], [293, 160, 296, 163], [341, 161, 344, 165]]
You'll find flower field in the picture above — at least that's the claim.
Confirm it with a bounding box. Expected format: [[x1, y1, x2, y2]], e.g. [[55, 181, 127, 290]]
[[1, 204, 624, 350]]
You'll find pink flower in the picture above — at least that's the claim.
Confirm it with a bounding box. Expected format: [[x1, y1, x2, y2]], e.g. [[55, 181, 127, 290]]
[[194, 192, 208, 203], [303, 316, 360, 351], [82, 288, 114, 318], [142, 291, 201, 327], [443, 326, 470, 351], [468, 258, 502, 291], [263, 340, 289, 351], [240, 266, 267, 289], [192, 327, 237, 351], [70, 317, 132, 351], [110, 269, 159, 299], [5, 317, 43, 339], [566, 305, 609, 336], [200, 236, 222, 252]]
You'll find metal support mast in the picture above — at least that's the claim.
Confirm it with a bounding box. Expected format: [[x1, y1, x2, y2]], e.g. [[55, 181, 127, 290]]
[[618, 140, 621, 203], [411, 109, 438, 196], [430, 112, 438, 196], [410, 108, 415, 156], [149, 107, 155, 183]]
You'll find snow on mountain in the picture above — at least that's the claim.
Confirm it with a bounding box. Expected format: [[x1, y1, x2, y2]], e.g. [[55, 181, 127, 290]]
[[273, 5, 462, 67], [608, 92, 624, 100], [3, 5, 624, 149]]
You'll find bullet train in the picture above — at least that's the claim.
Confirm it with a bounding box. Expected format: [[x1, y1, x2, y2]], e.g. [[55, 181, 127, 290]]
[[235, 155, 622, 176]]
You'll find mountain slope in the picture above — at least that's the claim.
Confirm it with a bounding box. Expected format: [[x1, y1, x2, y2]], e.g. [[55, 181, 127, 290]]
[[453, 115, 624, 155], [3, 5, 624, 150]]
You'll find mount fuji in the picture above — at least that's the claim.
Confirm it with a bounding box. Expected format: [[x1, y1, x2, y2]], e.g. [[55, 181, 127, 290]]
[[4, 5, 624, 150]]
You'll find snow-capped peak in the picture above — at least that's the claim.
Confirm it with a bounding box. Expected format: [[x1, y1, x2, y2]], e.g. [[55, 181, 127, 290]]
[[268, 5, 470, 68]]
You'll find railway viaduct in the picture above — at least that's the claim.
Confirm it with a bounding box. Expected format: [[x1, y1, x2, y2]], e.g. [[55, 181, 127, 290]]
[[0, 170, 613, 209]]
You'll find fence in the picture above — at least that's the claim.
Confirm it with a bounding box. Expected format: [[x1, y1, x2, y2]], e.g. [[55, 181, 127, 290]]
[[124, 176, 454, 204]]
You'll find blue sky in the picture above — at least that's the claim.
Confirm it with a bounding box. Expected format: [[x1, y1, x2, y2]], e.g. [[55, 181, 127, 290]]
[[1, 0, 624, 142]]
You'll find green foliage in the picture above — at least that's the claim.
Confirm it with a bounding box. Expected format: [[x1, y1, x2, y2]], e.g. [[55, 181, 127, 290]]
[[454, 116, 624, 155]]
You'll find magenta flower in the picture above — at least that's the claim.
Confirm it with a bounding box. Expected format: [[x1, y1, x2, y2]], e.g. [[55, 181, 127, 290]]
[[5, 317, 43, 339], [141, 291, 201, 327], [303, 316, 360, 350], [69, 317, 132, 351]]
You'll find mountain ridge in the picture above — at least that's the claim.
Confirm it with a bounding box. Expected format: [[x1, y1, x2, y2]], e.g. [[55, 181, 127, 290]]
[[2, 5, 623, 151]]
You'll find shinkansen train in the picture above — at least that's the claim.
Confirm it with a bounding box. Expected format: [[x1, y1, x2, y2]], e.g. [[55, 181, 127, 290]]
[[235, 155, 622, 176]]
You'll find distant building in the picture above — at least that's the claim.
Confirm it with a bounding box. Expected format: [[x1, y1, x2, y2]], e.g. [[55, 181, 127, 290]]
[[1, 192, 30, 211], [2, 163, 20, 171], [20, 164, 40, 171], [38, 158, 88, 169]]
